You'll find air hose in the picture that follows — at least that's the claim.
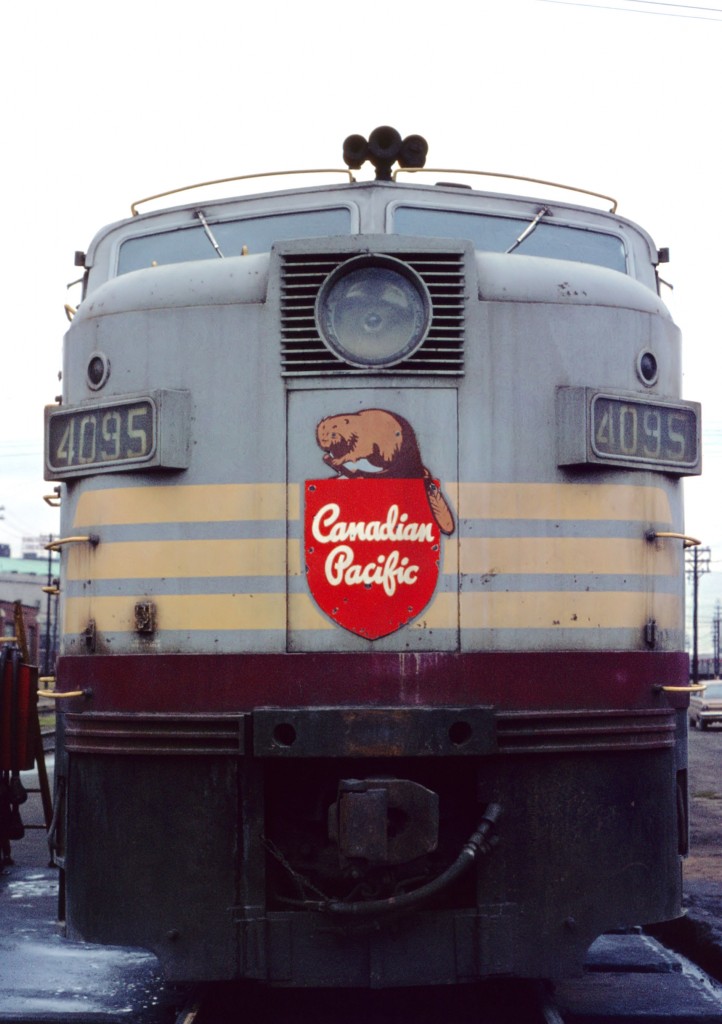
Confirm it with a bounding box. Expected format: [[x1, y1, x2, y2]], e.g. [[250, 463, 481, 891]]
[[317, 802, 502, 918]]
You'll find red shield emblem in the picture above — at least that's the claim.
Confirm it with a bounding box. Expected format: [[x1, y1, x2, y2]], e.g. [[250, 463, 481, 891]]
[[305, 477, 441, 640]]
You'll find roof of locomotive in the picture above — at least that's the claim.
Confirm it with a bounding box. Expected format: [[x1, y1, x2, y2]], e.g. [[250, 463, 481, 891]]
[[79, 172, 664, 297]]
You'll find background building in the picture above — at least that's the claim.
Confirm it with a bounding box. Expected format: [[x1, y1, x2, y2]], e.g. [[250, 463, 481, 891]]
[[0, 549, 59, 670]]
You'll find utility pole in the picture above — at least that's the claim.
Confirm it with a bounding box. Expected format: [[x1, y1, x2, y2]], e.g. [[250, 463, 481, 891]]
[[44, 535, 53, 676], [686, 545, 711, 684], [713, 600, 721, 679]]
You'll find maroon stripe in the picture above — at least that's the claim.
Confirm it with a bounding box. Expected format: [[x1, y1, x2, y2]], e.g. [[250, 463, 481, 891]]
[[57, 650, 689, 713]]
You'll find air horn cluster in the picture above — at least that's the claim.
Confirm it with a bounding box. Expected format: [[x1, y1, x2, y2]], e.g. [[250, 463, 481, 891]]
[[343, 126, 428, 181]]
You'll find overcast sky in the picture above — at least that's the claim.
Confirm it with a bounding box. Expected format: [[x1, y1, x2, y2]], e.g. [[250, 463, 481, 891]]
[[2, 0, 720, 647]]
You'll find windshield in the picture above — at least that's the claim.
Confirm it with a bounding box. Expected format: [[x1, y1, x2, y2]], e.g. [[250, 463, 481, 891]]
[[394, 206, 627, 273], [117, 207, 351, 274]]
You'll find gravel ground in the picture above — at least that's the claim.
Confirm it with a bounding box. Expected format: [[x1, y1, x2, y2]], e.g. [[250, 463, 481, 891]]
[[648, 718, 722, 980], [686, 720, 722, 888]]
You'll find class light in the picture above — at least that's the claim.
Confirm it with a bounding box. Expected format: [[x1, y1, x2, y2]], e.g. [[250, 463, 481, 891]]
[[316, 255, 432, 368]]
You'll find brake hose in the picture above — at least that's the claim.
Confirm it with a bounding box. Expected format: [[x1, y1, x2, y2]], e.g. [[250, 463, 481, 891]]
[[316, 802, 502, 918]]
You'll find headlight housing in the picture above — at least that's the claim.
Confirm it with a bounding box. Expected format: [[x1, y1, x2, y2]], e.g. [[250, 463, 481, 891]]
[[315, 254, 432, 368]]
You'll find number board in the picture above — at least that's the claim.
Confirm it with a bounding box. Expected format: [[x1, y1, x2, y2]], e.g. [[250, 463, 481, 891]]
[[44, 390, 190, 479], [557, 387, 701, 475]]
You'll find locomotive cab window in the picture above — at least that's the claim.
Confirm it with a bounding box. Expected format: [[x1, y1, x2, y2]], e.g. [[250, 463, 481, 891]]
[[393, 206, 627, 273], [117, 207, 351, 274]]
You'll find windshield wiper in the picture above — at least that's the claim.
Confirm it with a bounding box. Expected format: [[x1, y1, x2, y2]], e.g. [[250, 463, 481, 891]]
[[505, 206, 550, 254], [195, 210, 225, 258]]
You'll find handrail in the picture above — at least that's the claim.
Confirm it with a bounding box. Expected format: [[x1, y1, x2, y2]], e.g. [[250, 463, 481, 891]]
[[129, 165, 619, 218], [131, 168, 356, 216], [43, 490, 61, 508], [37, 689, 89, 699], [658, 684, 708, 693], [393, 167, 618, 212], [45, 534, 99, 551], [646, 530, 701, 548], [38, 678, 90, 699]]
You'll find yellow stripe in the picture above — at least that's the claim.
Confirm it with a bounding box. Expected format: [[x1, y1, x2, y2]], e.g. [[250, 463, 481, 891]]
[[73, 483, 300, 526], [289, 594, 339, 631], [65, 535, 677, 582], [71, 482, 672, 528], [407, 592, 458, 630], [63, 590, 680, 635], [458, 537, 679, 576], [67, 539, 287, 580], [288, 593, 459, 632], [63, 593, 288, 633], [68, 537, 442, 580], [288, 542, 303, 577], [64, 591, 450, 635], [458, 482, 672, 522], [461, 591, 681, 630]]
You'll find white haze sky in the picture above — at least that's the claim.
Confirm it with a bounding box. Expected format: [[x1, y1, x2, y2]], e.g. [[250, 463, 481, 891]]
[[1, 0, 720, 648]]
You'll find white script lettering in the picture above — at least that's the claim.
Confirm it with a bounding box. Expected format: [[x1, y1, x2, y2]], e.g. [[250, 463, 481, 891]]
[[311, 503, 434, 544], [325, 546, 420, 596]]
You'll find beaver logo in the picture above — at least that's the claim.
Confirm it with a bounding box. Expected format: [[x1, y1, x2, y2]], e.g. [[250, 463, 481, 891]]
[[305, 408, 454, 640], [316, 409, 455, 536]]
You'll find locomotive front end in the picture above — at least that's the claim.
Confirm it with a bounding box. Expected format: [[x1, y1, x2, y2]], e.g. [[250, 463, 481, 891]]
[[46, 133, 700, 986]]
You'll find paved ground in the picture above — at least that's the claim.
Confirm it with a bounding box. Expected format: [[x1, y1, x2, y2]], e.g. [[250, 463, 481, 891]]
[[0, 755, 181, 1021], [3, 874, 722, 1024], [649, 721, 722, 981]]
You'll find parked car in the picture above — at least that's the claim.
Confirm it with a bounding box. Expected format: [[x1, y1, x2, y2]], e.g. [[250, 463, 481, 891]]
[[689, 682, 722, 729]]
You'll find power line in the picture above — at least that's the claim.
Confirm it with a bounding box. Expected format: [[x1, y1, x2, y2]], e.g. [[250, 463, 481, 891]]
[[629, 0, 722, 11], [539, 0, 722, 18], [686, 546, 712, 683]]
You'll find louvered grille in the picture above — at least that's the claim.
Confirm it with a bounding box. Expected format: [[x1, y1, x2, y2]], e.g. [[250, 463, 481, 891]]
[[496, 709, 676, 753], [280, 250, 466, 375], [65, 712, 246, 755]]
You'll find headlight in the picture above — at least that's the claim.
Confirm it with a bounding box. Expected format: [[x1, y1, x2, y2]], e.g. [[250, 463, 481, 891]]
[[316, 255, 431, 368]]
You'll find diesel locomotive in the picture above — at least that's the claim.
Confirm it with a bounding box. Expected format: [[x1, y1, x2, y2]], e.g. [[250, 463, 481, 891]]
[[45, 128, 701, 986]]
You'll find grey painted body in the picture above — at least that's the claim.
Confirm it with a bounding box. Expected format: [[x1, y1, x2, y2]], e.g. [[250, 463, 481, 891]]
[[52, 180, 689, 657]]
